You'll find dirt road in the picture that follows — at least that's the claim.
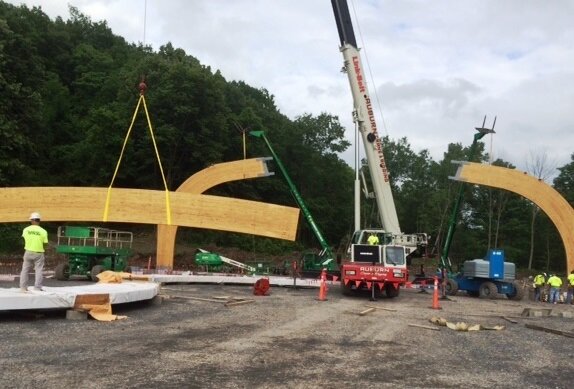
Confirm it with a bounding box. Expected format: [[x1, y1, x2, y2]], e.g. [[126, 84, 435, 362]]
[[1, 280, 573, 388]]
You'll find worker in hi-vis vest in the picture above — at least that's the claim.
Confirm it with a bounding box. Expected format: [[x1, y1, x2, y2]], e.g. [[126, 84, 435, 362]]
[[566, 270, 574, 305], [533, 272, 547, 302], [547, 274, 563, 304], [367, 233, 379, 245], [20, 212, 48, 292]]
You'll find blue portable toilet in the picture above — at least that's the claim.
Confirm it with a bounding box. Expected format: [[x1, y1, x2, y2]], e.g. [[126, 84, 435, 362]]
[[487, 249, 504, 279]]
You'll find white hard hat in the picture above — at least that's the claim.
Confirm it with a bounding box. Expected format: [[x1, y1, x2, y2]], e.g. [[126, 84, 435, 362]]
[[29, 212, 41, 220]]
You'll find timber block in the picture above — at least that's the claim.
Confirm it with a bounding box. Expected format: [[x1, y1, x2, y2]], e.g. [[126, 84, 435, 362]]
[[521, 308, 552, 317], [559, 311, 574, 319]]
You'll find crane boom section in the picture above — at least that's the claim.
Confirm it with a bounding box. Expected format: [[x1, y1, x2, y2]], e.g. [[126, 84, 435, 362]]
[[332, 0, 401, 234]]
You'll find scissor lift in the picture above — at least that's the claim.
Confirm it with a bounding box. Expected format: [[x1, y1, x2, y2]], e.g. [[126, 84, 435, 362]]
[[55, 226, 133, 281]]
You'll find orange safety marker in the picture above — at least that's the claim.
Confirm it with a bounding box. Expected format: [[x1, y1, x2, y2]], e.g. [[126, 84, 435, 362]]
[[431, 276, 442, 310], [317, 268, 328, 301]]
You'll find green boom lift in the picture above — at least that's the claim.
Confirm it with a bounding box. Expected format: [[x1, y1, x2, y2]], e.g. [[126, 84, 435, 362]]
[[440, 117, 496, 277], [250, 130, 337, 273]]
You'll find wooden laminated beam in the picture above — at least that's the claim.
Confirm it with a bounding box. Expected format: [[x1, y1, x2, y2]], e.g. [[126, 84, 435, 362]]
[[451, 162, 574, 273], [156, 157, 274, 268], [0, 186, 299, 241]]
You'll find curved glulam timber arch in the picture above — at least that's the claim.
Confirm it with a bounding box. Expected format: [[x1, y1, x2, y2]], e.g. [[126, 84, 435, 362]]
[[156, 157, 278, 268], [0, 159, 299, 269], [451, 162, 574, 273]]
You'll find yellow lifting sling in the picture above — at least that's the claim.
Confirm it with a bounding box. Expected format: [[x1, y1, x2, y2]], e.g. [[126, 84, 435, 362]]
[[103, 81, 172, 225]]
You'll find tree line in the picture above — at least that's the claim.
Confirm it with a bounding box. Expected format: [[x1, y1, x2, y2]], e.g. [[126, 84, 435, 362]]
[[1, 2, 573, 272]]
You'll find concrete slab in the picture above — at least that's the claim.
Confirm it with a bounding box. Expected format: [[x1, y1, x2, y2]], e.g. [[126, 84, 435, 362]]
[[0, 282, 159, 311]]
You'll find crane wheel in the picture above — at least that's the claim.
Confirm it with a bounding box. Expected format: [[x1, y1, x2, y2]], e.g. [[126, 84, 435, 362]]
[[385, 283, 400, 298], [340, 281, 354, 296]]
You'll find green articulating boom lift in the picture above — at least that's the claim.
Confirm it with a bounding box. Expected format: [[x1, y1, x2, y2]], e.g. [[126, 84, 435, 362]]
[[436, 117, 523, 301], [440, 117, 496, 279], [250, 130, 338, 274]]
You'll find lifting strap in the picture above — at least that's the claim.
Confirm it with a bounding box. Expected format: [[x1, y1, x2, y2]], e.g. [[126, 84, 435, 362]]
[[103, 85, 172, 225]]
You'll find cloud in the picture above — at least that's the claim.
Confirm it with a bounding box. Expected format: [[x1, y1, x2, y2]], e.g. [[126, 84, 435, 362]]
[[5, 0, 574, 176], [377, 78, 481, 117]]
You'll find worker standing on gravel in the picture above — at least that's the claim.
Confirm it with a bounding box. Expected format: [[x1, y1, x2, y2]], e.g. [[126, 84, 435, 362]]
[[566, 270, 574, 305], [533, 272, 546, 302], [19, 212, 48, 292], [546, 274, 563, 304]]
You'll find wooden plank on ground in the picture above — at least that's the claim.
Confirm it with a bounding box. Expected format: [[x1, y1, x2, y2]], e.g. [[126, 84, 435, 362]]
[[408, 323, 440, 331], [170, 295, 225, 304], [501, 316, 518, 324], [525, 324, 574, 338], [224, 299, 254, 307], [364, 305, 397, 312], [358, 308, 376, 316]]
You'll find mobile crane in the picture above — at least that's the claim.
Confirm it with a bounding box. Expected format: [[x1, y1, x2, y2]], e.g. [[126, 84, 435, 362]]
[[249, 130, 337, 274], [331, 0, 428, 297]]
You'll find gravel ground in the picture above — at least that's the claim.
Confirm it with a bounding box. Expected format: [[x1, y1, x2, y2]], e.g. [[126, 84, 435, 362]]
[[1, 278, 573, 389]]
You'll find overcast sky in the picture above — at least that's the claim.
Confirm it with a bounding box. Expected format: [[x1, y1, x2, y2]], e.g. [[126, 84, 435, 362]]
[[7, 0, 574, 177]]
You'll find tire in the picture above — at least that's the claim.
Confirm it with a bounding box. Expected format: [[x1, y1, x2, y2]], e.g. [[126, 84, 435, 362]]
[[385, 283, 400, 298], [506, 281, 525, 301], [341, 280, 354, 296], [90, 265, 105, 282], [55, 262, 70, 281], [479, 281, 498, 299], [445, 279, 459, 296]]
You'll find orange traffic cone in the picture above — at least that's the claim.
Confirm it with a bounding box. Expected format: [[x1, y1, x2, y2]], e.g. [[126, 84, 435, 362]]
[[317, 268, 328, 301], [431, 275, 442, 310]]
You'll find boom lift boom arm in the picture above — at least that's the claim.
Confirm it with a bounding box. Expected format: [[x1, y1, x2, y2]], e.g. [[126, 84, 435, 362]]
[[440, 117, 496, 272], [250, 130, 336, 268]]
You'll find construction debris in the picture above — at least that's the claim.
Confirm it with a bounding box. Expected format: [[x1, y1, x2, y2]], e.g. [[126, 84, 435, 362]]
[[521, 308, 552, 317], [408, 323, 440, 331], [525, 324, 574, 338], [358, 307, 376, 316], [364, 305, 397, 312], [501, 316, 518, 324], [165, 292, 255, 307], [224, 299, 254, 307], [430, 316, 505, 332]]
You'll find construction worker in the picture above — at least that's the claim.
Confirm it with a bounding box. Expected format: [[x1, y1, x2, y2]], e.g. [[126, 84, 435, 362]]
[[566, 270, 574, 305], [367, 233, 379, 245], [533, 272, 547, 302], [20, 212, 48, 292], [546, 273, 563, 304]]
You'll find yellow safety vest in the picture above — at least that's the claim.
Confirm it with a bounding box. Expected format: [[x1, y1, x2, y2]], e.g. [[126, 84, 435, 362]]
[[547, 276, 562, 288], [367, 235, 379, 245], [567, 273, 574, 286], [22, 225, 48, 252], [534, 274, 545, 286]]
